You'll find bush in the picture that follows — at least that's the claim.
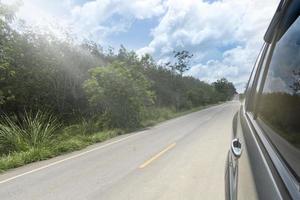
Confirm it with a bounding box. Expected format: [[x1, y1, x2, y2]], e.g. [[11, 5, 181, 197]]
[[83, 61, 155, 129]]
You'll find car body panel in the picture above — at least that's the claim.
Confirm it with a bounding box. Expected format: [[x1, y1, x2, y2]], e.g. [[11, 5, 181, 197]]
[[235, 109, 258, 200]]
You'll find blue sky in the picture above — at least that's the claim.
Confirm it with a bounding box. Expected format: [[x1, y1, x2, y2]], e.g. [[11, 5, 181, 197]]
[[107, 18, 158, 49], [4, 0, 279, 92]]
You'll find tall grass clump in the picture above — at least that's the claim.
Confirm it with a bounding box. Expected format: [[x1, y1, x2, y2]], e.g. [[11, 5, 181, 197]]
[[21, 111, 61, 148], [0, 116, 25, 154], [0, 111, 61, 155]]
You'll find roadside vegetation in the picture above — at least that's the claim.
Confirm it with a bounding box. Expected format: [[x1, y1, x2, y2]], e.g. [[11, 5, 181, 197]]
[[0, 3, 236, 172]]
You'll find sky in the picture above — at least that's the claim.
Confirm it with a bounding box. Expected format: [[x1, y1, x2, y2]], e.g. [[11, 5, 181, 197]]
[[3, 0, 280, 92]]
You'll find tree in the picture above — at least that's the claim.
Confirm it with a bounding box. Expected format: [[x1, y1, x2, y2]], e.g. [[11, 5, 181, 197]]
[[0, 2, 18, 105], [83, 62, 155, 129], [173, 50, 193, 75], [213, 78, 237, 101], [140, 54, 155, 69]]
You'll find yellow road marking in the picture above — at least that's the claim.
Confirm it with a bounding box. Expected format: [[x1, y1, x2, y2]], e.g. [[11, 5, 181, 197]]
[[139, 143, 176, 169]]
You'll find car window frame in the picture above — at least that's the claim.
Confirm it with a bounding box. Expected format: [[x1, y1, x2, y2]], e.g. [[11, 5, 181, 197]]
[[245, 43, 268, 111], [245, 43, 274, 114]]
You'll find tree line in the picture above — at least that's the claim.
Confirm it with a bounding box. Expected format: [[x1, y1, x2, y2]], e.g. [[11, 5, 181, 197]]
[[0, 2, 236, 130]]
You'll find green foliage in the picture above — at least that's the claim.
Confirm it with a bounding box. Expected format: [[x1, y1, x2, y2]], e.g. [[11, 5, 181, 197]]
[[84, 61, 155, 129], [213, 78, 237, 101], [20, 111, 61, 148], [0, 3, 17, 105], [0, 111, 60, 155], [53, 136, 90, 153], [173, 50, 193, 75], [64, 118, 101, 136], [0, 147, 53, 172], [0, 115, 25, 154], [142, 107, 175, 126], [143, 65, 220, 110]]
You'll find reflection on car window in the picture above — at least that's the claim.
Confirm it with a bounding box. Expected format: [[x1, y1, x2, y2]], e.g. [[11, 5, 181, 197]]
[[258, 17, 300, 179]]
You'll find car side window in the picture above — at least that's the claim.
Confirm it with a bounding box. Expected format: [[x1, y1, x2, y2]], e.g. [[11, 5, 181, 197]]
[[257, 16, 300, 179], [245, 44, 268, 111]]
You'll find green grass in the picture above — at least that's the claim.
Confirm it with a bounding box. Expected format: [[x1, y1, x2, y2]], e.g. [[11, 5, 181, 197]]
[[0, 105, 217, 173], [141, 104, 218, 127]]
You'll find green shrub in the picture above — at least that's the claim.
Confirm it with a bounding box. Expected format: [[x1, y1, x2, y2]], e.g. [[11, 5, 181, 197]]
[[83, 62, 155, 129]]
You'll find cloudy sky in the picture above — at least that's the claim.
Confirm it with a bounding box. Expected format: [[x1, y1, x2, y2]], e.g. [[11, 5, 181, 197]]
[[4, 0, 279, 92]]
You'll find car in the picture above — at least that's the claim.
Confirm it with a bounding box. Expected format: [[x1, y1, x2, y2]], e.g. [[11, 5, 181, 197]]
[[225, 0, 300, 199]]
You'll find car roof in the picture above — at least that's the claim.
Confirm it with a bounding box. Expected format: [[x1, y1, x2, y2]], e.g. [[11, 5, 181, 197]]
[[264, 0, 300, 43]]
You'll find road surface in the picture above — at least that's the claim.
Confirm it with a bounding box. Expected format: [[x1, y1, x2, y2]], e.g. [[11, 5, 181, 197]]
[[0, 101, 239, 200]]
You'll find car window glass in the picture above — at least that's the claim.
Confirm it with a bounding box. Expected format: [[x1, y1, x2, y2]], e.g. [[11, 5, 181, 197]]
[[257, 16, 300, 179]]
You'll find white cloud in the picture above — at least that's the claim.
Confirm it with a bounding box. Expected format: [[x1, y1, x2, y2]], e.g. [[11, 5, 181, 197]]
[[8, 0, 166, 43], [138, 0, 280, 92], [69, 0, 166, 42]]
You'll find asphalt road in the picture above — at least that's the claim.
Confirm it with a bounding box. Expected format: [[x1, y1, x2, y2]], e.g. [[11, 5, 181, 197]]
[[0, 101, 239, 200]]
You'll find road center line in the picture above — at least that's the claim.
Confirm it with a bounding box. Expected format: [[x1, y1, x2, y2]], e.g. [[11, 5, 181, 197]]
[[0, 132, 143, 184], [139, 143, 176, 169]]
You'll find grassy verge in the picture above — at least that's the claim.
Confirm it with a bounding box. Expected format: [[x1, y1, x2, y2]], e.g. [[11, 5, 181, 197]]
[[0, 130, 121, 172], [0, 104, 218, 173], [141, 104, 217, 127]]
